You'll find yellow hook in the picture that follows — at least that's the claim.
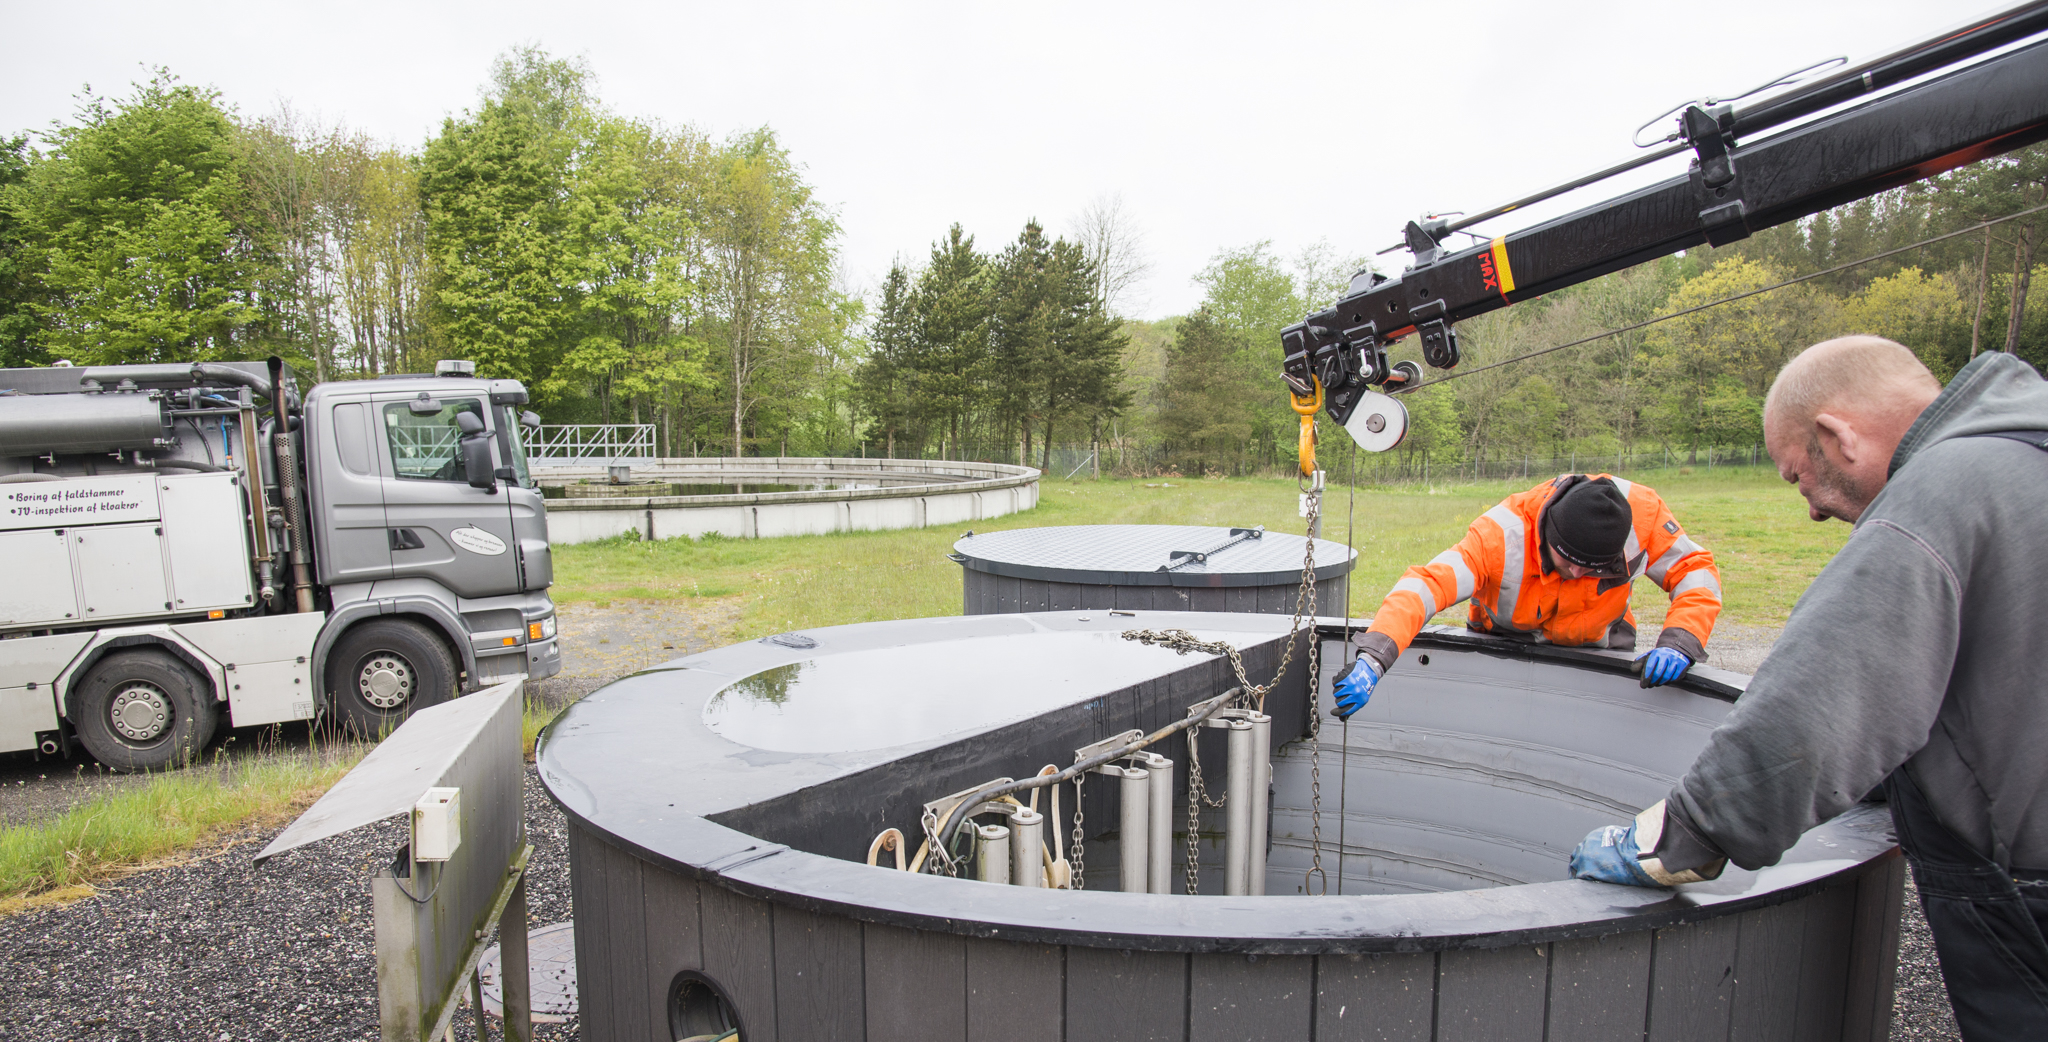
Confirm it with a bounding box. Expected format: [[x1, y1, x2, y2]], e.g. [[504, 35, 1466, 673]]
[[1290, 377, 1323, 478]]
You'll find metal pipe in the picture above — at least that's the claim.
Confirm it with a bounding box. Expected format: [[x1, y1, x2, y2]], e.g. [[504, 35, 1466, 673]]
[[1247, 711, 1272, 897], [1007, 809, 1043, 888], [975, 824, 1011, 884], [267, 356, 314, 613], [1143, 753, 1173, 895], [1119, 766, 1150, 894], [1224, 719, 1254, 896]]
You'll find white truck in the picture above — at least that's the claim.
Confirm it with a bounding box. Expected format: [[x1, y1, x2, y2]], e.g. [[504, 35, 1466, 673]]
[[0, 358, 561, 770]]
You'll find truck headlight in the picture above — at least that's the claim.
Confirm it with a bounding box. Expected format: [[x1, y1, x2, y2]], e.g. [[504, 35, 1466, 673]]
[[529, 616, 556, 641]]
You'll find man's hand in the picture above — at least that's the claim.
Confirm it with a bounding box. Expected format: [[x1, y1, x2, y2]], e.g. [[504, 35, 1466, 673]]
[[1331, 658, 1381, 719], [1568, 822, 1664, 887], [1633, 647, 1692, 688]]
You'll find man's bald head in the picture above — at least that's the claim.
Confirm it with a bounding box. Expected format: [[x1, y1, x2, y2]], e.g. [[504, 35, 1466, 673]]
[[1764, 336, 1941, 432], [1763, 336, 1943, 523]]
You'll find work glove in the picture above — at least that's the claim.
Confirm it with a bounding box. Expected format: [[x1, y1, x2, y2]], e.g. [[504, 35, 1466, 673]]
[[1330, 657, 1381, 720], [1568, 822, 1663, 887], [1632, 647, 1692, 688]]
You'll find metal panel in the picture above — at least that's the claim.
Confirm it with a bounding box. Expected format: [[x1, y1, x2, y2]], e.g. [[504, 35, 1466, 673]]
[[0, 473, 157, 531], [0, 528, 78, 628], [1066, 947, 1187, 1042], [1647, 914, 1742, 1042], [157, 472, 253, 610], [601, 841, 651, 1041], [773, 907, 864, 1042], [174, 613, 324, 727], [1548, 930, 1652, 1041], [1314, 952, 1434, 1042], [966, 939, 1062, 1042], [1841, 855, 1906, 1042], [1729, 900, 1807, 1042], [75, 523, 169, 619], [699, 884, 779, 1042], [1794, 881, 1858, 1041], [951, 525, 1356, 586], [865, 923, 964, 1039], [1190, 953, 1313, 1042], [1436, 945, 1549, 1042]]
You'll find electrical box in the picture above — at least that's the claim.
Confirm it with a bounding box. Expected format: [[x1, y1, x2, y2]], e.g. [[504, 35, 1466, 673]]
[[412, 787, 462, 862]]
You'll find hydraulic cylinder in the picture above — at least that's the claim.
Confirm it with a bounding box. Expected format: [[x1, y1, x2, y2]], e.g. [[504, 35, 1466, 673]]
[[1247, 711, 1272, 897], [1143, 753, 1174, 895], [976, 824, 1011, 884], [1119, 766, 1151, 894], [1225, 719, 1255, 896], [1008, 808, 1044, 888]]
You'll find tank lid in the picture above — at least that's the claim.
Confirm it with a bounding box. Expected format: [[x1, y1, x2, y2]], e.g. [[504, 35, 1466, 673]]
[[952, 524, 1356, 587]]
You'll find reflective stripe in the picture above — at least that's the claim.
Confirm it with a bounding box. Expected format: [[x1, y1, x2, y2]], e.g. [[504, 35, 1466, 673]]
[[1430, 549, 1477, 603], [1483, 504, 1528, 631], [1672, 570, 1723, 600], [1392, 577, 1438, 617], [1623, 527, 1644, 577], [1647, 536, 1704, 585], [1609, 476, 1635, 497]]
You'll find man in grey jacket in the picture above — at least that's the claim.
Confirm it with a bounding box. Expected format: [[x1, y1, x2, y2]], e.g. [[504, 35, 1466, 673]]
[[1567, 336, 2048, 1040]]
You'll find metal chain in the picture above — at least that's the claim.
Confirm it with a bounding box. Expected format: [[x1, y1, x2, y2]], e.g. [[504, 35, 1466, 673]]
[[1182, 725, 1227, 895], [1069, 773, 1086, 891]]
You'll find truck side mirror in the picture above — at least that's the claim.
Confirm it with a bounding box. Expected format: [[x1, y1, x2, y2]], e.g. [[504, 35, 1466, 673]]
[[455, 411, 495, 491], [519, 410, 541, 431]]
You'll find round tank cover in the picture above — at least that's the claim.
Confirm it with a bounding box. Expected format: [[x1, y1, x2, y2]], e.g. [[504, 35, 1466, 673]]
[[451, 527, 507, 555]]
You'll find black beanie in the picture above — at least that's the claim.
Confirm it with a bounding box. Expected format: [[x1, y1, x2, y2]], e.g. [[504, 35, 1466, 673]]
[[1546, 479, 1632, 571]]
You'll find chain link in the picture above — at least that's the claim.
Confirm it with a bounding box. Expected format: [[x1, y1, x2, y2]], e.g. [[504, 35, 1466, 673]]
[[1069, 773, 1086, 891]]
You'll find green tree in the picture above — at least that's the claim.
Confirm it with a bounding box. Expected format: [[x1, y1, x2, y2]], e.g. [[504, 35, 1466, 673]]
[[857, 261, 921, 457], [911, 225, 990, 458], [6, 73, 261, 364], [1159, 309, 1255, 475], [0, 135, 37, 366]]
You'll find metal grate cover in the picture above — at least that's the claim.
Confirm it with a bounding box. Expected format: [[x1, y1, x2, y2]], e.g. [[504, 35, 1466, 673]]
[[952, 525, 1356, 587]]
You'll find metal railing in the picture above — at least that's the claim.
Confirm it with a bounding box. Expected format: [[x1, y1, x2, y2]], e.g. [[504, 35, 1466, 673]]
[[530, 424, 657, 463]]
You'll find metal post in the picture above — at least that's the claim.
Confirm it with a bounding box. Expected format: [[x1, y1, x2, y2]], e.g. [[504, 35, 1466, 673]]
[[500, 875, 532, 1042], [1247, 711, 1272, 897], [1143, 753, 1174, 895], [1225, 719, 1254, 896], [1119, 766, 1151, 894], [976, 824, 1011, 884], [1008, 808, 1044, 888]]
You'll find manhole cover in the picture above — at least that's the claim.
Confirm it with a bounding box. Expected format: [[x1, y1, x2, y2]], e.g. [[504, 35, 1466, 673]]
[[479, 920, 577, 1022]]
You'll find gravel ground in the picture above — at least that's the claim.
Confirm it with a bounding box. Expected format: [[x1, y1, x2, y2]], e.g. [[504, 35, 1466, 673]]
[[0, 608, 1968, 1040], [0, 766, 576, 1042]]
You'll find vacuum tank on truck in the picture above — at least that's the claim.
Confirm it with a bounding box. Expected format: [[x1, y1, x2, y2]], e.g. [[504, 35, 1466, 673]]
[[0, 357, 561, 771]]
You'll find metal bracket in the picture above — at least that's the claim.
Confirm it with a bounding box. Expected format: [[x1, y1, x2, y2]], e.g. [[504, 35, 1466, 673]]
[[1410, 299, 1460, 369], [1684, 103, 1751, 246], [1403, 218, 1452, 267]]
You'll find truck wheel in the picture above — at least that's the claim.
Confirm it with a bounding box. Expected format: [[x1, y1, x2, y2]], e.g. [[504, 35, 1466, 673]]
[[72, 649, 219, 772], [327, 619, 457, 738]]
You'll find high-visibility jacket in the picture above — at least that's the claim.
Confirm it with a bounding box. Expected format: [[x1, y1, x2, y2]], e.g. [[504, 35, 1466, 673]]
[[1355, 474, 1721, 671]]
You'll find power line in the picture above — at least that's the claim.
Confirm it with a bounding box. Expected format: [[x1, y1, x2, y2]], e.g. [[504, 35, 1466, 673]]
[[1392, 199, 2048, 396]]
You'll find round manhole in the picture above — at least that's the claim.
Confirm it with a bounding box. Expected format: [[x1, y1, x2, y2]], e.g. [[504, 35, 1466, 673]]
[[479, 920, 577, 1023]]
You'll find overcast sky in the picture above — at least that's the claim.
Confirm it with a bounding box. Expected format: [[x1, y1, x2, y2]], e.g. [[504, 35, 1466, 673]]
[[0, 0, 1990, 320]]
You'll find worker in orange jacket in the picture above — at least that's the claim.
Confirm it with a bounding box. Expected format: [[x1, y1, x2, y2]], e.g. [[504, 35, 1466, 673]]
[[1331, 474, 1721, 717]]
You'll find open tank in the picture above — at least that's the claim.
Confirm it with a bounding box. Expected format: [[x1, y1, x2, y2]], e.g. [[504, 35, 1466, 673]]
[[538, 610, 1902, 1042]]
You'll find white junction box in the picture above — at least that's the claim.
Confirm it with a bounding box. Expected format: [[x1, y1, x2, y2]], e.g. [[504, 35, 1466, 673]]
[[412, 787, 462, 862]]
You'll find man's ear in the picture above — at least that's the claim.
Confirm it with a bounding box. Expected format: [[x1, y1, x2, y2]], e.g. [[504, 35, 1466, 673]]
[[1812, 411, 1861, 465]]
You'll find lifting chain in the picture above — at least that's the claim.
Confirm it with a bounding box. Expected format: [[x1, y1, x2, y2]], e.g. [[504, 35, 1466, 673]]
[[1069, 773, 1086, 891], [1125, 459, 1327, 896]]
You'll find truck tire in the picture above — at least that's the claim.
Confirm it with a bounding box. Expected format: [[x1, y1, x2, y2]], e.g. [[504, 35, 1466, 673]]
[[72, 648, 219, 771], [327, 619, 458, 738]]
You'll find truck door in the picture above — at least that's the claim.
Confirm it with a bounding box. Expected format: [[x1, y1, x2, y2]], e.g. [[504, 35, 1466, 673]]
[[306, 398, 392, 584], [372, 394, 521, 598]]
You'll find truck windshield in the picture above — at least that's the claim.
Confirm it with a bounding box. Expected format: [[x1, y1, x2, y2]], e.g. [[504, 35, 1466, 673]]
[[383, 399, 485, 481], [496, 405, 534, 487]]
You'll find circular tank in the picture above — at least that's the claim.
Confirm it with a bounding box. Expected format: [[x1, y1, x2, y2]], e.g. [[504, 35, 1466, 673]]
[[952, 524, 1357, 617], [540, 611, 1904, 1042]]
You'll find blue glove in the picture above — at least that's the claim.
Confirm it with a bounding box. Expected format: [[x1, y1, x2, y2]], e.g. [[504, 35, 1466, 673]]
[[1634, 647, 1692, 688], [1331, 658, 1381, 719], [1568, 822, 1664, 887]]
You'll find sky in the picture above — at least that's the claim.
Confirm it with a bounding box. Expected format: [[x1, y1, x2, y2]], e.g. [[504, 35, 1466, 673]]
[[0, 0, 1993, 320]]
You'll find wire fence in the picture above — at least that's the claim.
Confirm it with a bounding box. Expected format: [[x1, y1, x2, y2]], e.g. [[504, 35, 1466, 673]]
[[1036, 443, 1772, 484]]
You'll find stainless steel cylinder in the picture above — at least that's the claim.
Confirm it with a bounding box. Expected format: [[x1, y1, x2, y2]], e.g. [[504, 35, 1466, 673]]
[[1247, 711, 1272, 897], [1225, 719, 1254, 896], [1119, 766, 1151, 894], [1008, 808, 1043, 888], [1143, 753, 1174, 895], [975, 824, 1011, 884]]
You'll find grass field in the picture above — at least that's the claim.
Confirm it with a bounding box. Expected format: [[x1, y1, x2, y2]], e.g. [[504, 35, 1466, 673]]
[[552, 465, 1851, 639]]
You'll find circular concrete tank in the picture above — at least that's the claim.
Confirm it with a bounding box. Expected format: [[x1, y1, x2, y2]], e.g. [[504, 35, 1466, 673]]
[[952, 524, 1357, 617], [539, 612, 1904, 1042]]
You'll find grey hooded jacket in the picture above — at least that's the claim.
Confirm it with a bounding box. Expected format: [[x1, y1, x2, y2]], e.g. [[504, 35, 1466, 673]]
[[1662, 351, 2048, 872]]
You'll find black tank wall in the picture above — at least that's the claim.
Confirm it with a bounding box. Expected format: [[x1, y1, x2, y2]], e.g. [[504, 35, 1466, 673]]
[[962, 571, 1349, 619]]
